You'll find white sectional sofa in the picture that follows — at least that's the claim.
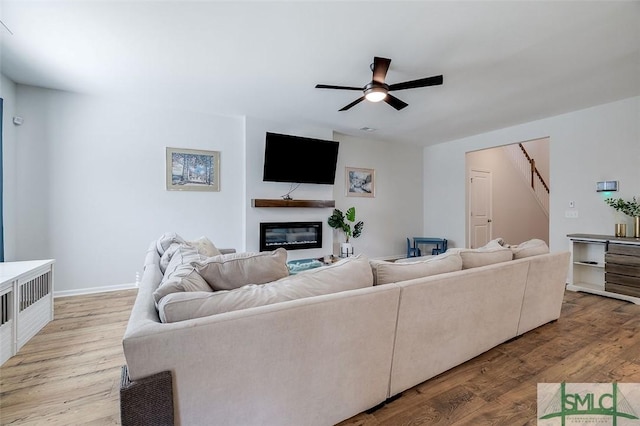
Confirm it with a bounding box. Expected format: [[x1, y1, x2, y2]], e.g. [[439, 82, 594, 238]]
[[122, 236, 570, 426]]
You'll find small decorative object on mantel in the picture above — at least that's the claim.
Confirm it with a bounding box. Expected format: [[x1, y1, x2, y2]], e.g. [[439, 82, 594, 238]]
[[605, 196, 640, 238], [328, 207, 364, 257]]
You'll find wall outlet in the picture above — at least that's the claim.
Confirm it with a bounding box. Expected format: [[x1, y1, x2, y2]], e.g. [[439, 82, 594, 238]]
[[565, 210, 579, 218]]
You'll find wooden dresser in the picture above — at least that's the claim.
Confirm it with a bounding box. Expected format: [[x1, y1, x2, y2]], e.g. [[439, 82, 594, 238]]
[[567, 234, 640, 304]]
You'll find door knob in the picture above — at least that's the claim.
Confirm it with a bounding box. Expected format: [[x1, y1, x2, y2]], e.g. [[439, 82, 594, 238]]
[[487, 219, 492, 223]]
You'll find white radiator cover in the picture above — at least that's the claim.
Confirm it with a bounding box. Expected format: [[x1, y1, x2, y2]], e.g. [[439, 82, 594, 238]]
[[0, 260, 55, 366]]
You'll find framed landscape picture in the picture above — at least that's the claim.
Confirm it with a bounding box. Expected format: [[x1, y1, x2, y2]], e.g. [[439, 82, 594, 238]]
[[166, 147, 220, 191], [346, 167, 375, 198]]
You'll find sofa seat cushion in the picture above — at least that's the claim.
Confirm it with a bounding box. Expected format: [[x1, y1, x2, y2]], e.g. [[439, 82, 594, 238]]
[[158, 255, 374, 323], [510, 238, 549, 259], [370, 252, 462, 285], [195, 248, 289, 291], [448, 239, 513, 269]]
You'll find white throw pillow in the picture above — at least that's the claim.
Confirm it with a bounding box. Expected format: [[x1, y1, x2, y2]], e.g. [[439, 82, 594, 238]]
[[156, 232, 186, 256], [158, 255, 373, 323], [187, 236, 221, 258], [159, 242, 182, 274], [370, 252, 462, 285], [457, 239, 513, 269], [195, 248, 289, 291], [511, 239, 549, 259], [153, 265, 212, 304]]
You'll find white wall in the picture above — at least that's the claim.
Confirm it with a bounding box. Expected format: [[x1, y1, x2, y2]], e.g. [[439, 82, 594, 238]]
[[424, 96, 640, 253], [333, 132, 424, 259], [243, 122, 424, 261], [11, 85, 245, 293], [244, 117, 335, 260]]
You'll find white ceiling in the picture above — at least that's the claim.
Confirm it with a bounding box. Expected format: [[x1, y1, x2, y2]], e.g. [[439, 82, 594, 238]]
[[1, 1, 639, 146]]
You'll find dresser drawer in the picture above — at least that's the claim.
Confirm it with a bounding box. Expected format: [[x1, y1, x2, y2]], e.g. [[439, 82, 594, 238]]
[[608, 243, 640, 257], [605, 282, 640, 298], [605, 253, 640, 268], [605, 272, 640, 289], [605, 262, 640, 277]]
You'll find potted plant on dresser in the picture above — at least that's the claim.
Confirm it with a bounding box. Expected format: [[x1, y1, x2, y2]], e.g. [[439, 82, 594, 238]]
[[605, 196, 640, 238], [328, 207, 364, 257]]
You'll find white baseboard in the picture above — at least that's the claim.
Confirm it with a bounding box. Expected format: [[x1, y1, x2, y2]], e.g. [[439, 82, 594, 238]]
[[54, 282, 138, 298]]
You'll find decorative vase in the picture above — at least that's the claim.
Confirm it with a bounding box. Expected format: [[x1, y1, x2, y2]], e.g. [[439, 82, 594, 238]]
[[340, 242, 354, 258], [634, 216, 640, 238], [615, 223, 627, 238]]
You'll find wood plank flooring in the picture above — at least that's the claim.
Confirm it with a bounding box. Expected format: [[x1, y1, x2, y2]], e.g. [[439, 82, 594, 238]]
[[1, 289, 639, 425]]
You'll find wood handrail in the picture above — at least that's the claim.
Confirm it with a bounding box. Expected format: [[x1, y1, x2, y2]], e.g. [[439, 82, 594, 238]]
[[518, 144, 549, 193]]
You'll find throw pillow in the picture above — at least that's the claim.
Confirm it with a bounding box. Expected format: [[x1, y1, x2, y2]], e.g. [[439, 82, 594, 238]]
[[370, 251, 462, 285], [457, 239, 513, 269], [153, 266, 212, 304], [159, 242, 182, 274], [187, 236, 221, 258], [158, 255, 373, 322], [511, 239, 549, 259], [195, 248, 289, 291], [156, 232, 186, 256], [162, 244, 205, 282]]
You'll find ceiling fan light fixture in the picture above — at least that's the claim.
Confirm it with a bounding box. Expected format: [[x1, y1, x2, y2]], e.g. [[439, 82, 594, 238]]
[[365, 89, 387, 102]]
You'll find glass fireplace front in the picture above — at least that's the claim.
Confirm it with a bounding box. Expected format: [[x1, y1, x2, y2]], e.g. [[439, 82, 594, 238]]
[[260, 222, 322, 252]]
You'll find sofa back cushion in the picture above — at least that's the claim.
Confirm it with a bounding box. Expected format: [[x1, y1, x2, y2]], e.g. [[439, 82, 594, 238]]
[[510, 238, 549, 259], [370, 252, 462, 285], [195, 248, 289, 291], [159, 254, 374, 322]]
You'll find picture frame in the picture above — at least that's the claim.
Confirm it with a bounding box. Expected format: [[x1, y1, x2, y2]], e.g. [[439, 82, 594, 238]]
[[345, 167, 375, 198], [166, 147, 220, 191]]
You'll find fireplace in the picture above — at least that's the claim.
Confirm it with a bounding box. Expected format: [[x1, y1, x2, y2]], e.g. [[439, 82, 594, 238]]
[[260, 222, 322, 252]]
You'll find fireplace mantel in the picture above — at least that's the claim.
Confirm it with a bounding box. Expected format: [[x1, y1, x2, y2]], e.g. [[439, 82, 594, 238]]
[[251, 199, 335, 208]]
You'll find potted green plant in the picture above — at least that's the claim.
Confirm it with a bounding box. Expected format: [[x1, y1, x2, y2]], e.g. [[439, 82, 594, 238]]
[[605, 196, 640, 237], [328, 207, 364, 257]]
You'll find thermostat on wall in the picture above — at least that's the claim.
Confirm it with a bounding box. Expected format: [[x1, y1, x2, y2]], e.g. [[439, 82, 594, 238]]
[[596, 181, 618, 192]]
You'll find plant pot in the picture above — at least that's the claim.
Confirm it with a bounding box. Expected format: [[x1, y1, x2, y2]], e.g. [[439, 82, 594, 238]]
[[634, 216, 640, 238], [615, 223, 627, 237], [340, 242, 354, 258]]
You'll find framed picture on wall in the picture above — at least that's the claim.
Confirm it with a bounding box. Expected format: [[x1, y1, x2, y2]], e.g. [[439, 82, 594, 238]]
[[345, 167, 375, 198], [166, 147, 220, 191]]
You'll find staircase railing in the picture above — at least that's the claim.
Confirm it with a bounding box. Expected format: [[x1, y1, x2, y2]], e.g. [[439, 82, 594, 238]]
[[503, 143, 549, 216]]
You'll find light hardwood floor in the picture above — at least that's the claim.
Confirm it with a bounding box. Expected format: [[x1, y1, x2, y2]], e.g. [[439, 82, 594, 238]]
[[1, 289, 639, 425]]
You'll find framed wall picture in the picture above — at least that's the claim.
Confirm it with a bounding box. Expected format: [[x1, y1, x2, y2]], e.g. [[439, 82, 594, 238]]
[[346, 167, 375, 198], [166, 147, 220, 191]]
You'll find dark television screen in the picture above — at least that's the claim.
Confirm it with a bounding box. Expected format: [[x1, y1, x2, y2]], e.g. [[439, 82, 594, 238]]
[[263, 132, 339, 184]]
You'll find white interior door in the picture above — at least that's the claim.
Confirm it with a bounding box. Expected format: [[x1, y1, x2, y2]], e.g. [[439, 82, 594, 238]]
[[469, 169, 492, 249]]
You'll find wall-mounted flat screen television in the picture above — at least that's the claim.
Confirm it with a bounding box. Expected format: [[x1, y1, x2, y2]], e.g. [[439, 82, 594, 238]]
[[263, 132, 339, 184]]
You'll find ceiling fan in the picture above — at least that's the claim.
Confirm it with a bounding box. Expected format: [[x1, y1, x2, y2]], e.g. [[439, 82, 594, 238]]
[[315, 56, 443, 111]]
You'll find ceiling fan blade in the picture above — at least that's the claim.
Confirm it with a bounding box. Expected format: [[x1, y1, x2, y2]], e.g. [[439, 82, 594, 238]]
[[389, 75, 443, 91], [316, 84, 362, 91], [384, 94, 408, 110], [372, 57, 391, 84], [339, 96, 366, 111]]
